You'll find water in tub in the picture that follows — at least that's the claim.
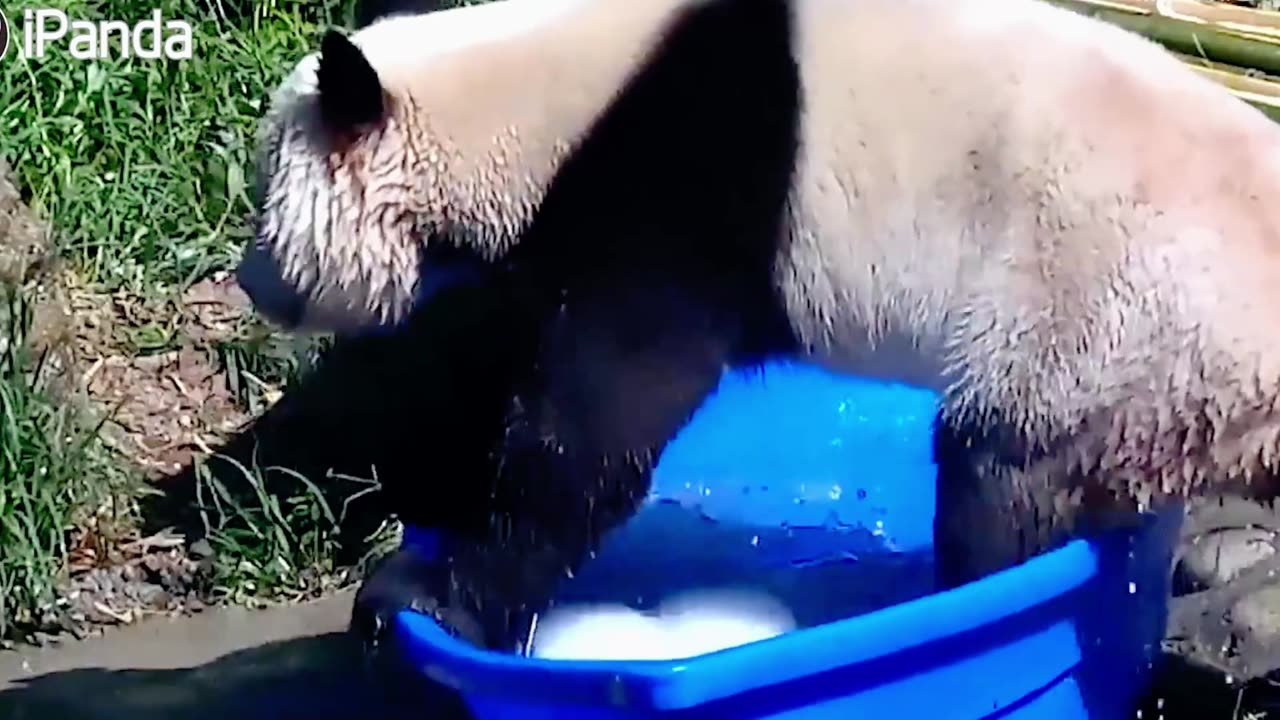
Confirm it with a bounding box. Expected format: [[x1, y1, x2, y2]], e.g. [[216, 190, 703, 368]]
[[527, 365, 941, 661]]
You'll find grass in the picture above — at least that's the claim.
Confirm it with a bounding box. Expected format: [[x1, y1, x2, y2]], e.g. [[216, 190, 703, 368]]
[[0, 0, 494, 642], [191, 454, 384, 604], [215, 322, 332, 416], [0, 287, 129, 641], [0, 0, 403, 640], [0, 0, 351, 293]]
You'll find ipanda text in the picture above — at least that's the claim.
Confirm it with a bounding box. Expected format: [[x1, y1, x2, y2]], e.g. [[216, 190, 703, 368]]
[[21, 8, 193, 60]]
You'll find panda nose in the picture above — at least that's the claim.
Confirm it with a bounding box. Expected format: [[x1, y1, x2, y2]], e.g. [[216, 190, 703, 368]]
[[235, 247, 306, 330]]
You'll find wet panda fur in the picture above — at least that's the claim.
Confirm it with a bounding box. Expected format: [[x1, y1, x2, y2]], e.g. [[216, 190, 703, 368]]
[[237, 0, 1280, 673]]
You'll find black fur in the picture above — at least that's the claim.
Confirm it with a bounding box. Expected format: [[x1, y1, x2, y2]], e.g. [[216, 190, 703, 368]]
[[353, 0, 803, 655], [932, 413, 1054, 590], [339, 0, 1135, 678], [317, 30, 386, 134], [933, 409, 1189, 716], [931, 408, 1168, 590]]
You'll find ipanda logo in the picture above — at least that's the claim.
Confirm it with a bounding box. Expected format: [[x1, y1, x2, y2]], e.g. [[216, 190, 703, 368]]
[[9, 8, 194, 60]]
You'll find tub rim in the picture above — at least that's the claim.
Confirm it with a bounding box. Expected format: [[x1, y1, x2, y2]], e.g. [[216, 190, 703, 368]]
[[393, 536, 1100, 711]]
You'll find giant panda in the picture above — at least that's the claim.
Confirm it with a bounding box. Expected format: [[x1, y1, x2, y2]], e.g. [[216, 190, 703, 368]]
[[236, 0, 1280, 668]]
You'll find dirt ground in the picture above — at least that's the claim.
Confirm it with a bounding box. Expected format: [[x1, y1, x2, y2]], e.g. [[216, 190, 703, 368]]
[[73, 272, 255, 481], [0, 159, 304, 642]]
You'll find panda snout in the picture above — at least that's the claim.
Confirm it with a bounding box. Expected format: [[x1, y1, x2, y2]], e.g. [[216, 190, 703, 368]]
[[235, 246, 307, 330]]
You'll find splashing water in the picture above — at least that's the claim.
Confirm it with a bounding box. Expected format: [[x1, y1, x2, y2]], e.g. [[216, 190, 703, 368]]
[[532, 364, 941, 660]]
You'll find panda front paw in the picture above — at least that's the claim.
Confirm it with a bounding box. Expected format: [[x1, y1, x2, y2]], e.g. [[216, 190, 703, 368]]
[[350, 547, 487, 668]]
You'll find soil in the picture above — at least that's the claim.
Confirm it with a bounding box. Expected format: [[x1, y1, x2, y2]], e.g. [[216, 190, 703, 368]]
[[72, 273, 255, 479], [41, 272, 299, 643], [0, 161, 281, 644]]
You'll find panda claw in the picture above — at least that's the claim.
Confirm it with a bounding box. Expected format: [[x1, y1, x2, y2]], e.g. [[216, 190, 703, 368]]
[[351, 549, 449, 661]]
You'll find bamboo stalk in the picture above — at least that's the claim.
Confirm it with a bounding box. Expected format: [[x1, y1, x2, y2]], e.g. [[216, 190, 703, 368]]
[[1183, 61, 1280, 119], [1059, 0, 1280, 35], [1188, 61, 1276, 97], [1151, 0, 1280, 34], [1173, 50, 1280, 89], [1042, 0, 1280, 118], [1045, 0, 1280, 75]]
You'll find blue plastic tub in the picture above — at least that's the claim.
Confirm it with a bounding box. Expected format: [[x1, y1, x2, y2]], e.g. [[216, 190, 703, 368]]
[[394, 362, 1181, 719]]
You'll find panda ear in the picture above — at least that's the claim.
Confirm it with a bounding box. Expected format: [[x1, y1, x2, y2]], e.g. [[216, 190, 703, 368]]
[[316, 29, 387, 134]]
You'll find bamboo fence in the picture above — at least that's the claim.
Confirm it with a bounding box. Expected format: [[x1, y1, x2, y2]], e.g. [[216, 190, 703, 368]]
[[1047, 0, 1280, 120]]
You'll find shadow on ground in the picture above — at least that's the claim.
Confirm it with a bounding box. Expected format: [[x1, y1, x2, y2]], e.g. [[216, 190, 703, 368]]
[[137, 279, 514, 567], [0, 634, 388, 720], [0, 634, 478, 720], [0, 592, 473, 720]]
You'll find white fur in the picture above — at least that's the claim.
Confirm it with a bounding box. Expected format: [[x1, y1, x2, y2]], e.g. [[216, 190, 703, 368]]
[[355, 0, 598, 69], [272, 0, 595, 99], [247, 0, 1280, 506]]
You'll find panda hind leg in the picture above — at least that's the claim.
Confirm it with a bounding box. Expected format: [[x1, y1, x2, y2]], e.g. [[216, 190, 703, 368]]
[[932, 410, 1184, 716], [930, 411, 1068, 591], [930, 405, 1178, 589]]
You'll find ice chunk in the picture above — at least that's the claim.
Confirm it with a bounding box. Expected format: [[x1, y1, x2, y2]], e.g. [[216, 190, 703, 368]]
[[530, 588, 796, 661], [529, 605, 671, 661]]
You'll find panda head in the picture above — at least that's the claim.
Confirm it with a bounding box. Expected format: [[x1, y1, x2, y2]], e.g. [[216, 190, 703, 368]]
[[237, 27, 467, 336]]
